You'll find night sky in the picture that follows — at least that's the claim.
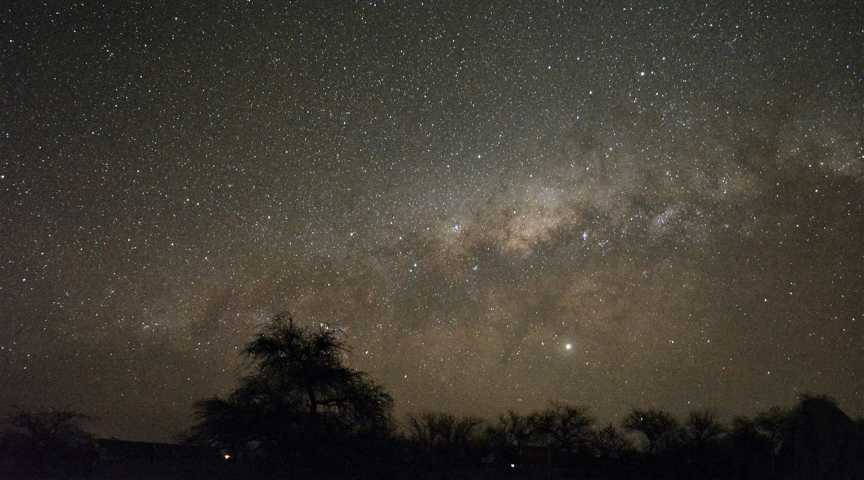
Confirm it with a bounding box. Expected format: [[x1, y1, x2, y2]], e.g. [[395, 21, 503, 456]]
[[2, 1, 863, 442]]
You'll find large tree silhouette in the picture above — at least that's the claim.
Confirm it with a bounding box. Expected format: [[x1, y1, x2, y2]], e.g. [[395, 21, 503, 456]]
[[189, 312, 392, 473]]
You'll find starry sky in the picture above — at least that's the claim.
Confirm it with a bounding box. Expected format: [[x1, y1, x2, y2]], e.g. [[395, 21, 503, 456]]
[[2, 1, 863, 441]]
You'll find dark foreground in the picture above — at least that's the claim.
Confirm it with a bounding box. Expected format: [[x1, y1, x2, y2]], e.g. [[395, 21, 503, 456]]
[[2, 394, 862, 480]]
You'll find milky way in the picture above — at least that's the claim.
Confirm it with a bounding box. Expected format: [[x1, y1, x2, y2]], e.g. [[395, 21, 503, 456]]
[[2, 1, 863, 441]]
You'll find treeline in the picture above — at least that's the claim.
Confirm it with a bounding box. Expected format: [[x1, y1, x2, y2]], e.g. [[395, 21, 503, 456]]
[[398, 397, 864, 480], [184, 313, 864, 480], [2, 314, 862, 480]]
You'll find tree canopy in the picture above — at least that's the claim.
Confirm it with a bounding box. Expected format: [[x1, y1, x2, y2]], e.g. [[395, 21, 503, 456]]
[[189, 312, 393, 471]]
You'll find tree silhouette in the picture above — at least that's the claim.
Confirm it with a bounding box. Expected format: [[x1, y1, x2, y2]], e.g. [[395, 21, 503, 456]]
[[779, 394, 864, 480], [531, 403, 594, 458], [406, 411, 482, 466], [621, 407, 681, 455], [590, 423, 634, 460], [243, 312, 392, 427], [685, 408, 725, 444], [189, 312, 392, 473], [482, 410, 535, 461], [678, 409, 727, 478], [726, 415, 776, 480], [0, 409, 97, 479], [753, 405, 792, 452]]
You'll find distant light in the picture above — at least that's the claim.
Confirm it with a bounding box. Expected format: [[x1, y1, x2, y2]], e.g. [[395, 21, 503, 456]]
[[510, 463, 516, 469], [565, 343, 573, 351], [223, 453, 232, 460]]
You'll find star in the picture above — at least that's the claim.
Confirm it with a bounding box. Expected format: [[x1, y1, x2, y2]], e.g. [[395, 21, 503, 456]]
[[1, 0, 861, 443]]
